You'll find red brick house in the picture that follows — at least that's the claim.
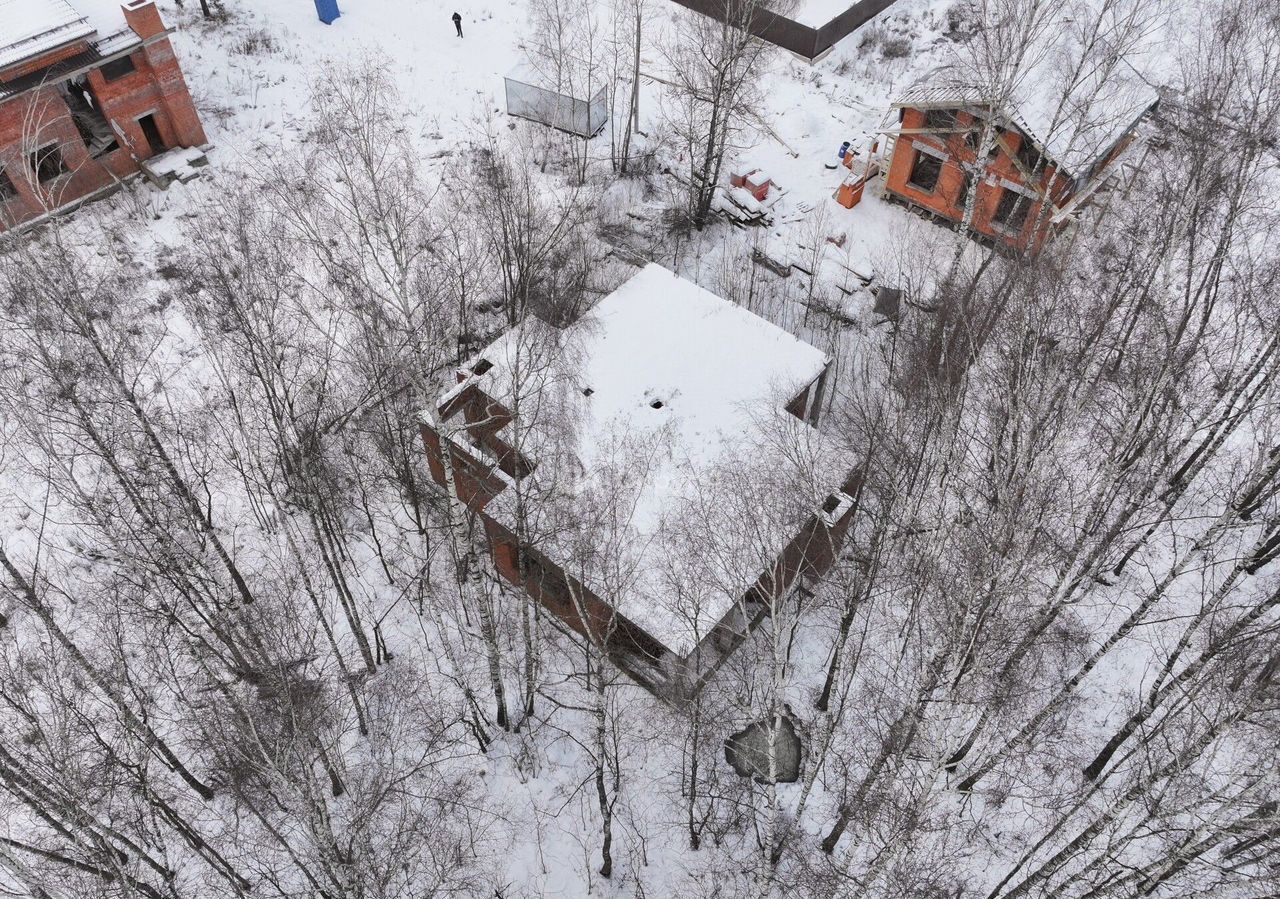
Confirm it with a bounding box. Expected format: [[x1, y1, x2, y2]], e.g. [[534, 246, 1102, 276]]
[[883, 82, 1158, 251], [420, 264, 858, 701], [0, 0, 207, 230]]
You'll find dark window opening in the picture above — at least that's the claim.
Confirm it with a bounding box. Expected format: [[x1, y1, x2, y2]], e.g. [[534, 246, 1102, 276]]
[[988, 126, 1009, 159], [964, 114, 982, 149], [908, 149, 943, 193], [582, 387, 594, 397], [0, 168, 16, 201], [923, 108, 958, 132], [518, 549, 541, 578], [1016, 138, 1043, 174], [822, 495, 842, 515], [100, 55, 137, 82], [137, 113, 167, 155], [993, 187, 1032, 231], [956, 171, 972, 210], [471, 358, 493, 375], [29, 144, 67, 183], [511, 454, 535, 478], [519, 552, 564, 605]]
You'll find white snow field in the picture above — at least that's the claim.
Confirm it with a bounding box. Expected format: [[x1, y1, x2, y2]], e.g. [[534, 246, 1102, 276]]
[[141, 0, 969, 303], [6, 0, 1268, 897]]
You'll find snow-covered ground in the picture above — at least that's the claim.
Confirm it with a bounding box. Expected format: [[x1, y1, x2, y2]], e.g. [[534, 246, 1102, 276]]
[[149, 0, 958, 306], [6, 0, 964, 889], [5, 1, 965, 891], [8, 0, 1269, 897]]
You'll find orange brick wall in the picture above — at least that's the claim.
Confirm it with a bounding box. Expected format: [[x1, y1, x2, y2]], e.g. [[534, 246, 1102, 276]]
[[417, 420, 507, 509], [420, 412, 672, 664], [751, 497, 853, 602], [884, 107, 1074, 252]]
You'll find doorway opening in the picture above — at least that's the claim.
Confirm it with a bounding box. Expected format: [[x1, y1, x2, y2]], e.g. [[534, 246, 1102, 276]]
[[137, 113, 166, 155]]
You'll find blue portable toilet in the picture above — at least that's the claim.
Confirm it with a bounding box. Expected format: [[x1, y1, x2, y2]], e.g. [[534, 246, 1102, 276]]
[[314, 0, 340, 24]]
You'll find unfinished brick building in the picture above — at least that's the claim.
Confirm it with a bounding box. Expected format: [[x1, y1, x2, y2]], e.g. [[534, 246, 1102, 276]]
[[420, 264, 858, 701], [0, 0, 207, 230], [883, 81, 1158, 251]]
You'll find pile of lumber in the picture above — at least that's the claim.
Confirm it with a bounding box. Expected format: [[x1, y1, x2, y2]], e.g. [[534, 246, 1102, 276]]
[[712, 178, 787, 227]]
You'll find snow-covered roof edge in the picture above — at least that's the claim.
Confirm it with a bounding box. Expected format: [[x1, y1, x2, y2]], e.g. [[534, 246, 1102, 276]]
[[0, 0, 95, 71], [890, 77, 1159, 180]]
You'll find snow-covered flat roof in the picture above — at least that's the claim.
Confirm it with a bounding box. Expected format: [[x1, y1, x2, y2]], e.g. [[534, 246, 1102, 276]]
[[452, 264, 848, 654], [73, 0, 138, 43], [0, 0, 94, 70], [0, 0, 138, 73]]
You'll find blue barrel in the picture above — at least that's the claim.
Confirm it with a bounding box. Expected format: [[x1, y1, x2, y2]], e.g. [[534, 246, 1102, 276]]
[[838, 141, 851, 160], [315, 0, 341, 24]]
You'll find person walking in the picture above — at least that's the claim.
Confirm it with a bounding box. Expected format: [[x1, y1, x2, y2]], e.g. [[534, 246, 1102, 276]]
[[452, 11, 463, 37]]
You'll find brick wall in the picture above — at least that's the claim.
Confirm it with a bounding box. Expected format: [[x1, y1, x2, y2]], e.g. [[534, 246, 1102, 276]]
[[0, 1, 206, 231], [784, 363, 830, 427], [123, 1, 207, 148], [751, 493, 853, 601], [0, 43, 92, 82], [484, 518, 670, 663], [884, 107, 1074, 252], [0, 87, 126, 226], [784, 382, 810, 420], [422, 403, 675, 669], [417, 420, 507, 508]]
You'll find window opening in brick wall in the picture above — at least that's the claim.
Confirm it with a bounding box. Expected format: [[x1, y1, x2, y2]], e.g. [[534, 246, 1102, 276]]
[[1016, 138, 1043, 175], [29, 144, 67, 183], [908, 149, 943, 192], [956, 170, 972, 209], [100, 55, 137, 82], [137, 113, 167, 155], [964, 113, 982, 149], [62, 78, 119, 156], [923, 108, 958, 132], [993, 187, 1032, 231]]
